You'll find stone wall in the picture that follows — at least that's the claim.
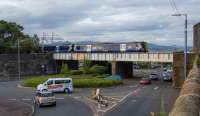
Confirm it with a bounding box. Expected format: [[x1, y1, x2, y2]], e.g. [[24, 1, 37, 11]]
[[173, 52, 196, 88], [0, 54, 57, 81], [170, 57, 200, 116], [193, 23, 200, 53]]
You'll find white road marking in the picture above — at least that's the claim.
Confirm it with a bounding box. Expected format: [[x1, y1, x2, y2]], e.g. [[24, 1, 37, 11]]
[[98, 103, 117, 113], [108, 97, 121, 101], [98, 104, 101, 109], [56, 98, 65, 100], [142, 86, 147, 89], [154, 86, 159, 90], [8, 99, 17, 101], [108, 101, 117, 104], [74, 96, 81, 99], [22, 98, 32, 101], [131, 99, 137, 102], [119, 90, 135, 102], [133, 88, 141, 94], [128, 85, 138, 88]]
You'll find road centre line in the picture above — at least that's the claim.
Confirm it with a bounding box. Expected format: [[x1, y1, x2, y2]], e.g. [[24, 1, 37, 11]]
[[73, 96, 81, 99], [154, 86, 159, 90], [22, 98, 32, 101], [8, 99, 17, 101], [56, 97, 65, 100]]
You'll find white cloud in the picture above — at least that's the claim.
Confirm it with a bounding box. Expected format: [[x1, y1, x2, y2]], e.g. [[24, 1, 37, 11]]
[[0, 0, 199, 46]]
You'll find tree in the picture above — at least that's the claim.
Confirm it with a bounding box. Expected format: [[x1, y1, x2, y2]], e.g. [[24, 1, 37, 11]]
[[0, 20, 40, 53], [80, 59, 92, 74], [60, 64, 70, 77]]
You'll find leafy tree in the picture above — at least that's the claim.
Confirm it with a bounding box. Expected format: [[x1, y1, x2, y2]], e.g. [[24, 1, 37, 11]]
[[60, 64, 70, 77], [90, 65, 107, 75], [80, 59, 92, 74], [0, 20, 40, 53]]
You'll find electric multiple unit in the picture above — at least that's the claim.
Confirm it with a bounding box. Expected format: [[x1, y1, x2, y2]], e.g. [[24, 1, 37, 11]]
[[41, 42, 148, 53]]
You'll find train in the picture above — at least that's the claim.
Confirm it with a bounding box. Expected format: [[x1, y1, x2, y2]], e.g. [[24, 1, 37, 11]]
[[41, 42, 148, 53]]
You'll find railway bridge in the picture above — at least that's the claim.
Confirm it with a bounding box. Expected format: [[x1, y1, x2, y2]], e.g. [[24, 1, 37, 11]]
[[53, 52, 195, 87]]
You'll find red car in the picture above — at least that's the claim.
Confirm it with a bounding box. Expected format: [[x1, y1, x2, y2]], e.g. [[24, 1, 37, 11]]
[[139, 78, 151, 85]]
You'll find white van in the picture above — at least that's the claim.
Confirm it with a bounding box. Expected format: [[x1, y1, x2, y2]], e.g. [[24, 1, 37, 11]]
[[37, 78, 73, 93]]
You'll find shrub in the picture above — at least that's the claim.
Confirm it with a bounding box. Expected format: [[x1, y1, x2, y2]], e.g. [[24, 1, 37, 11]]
[[70, 70, 83, 75], [23, 75, 122, 88], [90, 65, 107, 75], [60, 64, 70, 76], [81, 59, 92, 74], [196, 56, 200, 66], [73, 79, 123, 88], [95, 74, 110, 78], [23, 76, 49, 87]]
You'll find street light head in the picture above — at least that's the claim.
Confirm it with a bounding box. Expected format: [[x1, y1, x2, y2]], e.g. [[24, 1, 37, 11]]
[[172, 14, 182, 16]]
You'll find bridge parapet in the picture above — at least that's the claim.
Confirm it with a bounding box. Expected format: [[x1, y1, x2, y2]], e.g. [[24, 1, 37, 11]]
[[53, 52, 173, 63]]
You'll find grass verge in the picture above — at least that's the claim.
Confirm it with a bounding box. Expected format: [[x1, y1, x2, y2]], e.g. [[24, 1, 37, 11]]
[[23, 74, 122, 88]]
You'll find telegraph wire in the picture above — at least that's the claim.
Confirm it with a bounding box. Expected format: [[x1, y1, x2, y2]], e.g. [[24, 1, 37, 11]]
[[168, 0, 179, 14]]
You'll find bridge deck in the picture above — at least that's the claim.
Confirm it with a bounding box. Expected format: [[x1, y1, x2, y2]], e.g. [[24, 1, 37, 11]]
[[53, 52, 173, 63]]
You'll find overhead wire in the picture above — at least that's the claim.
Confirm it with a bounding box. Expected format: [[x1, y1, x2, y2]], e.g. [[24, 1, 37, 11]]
[[168, 0, 179, 14]]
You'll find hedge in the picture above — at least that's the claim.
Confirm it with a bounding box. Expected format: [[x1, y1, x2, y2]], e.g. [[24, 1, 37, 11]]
[[23, 75, 122, 88], [70, 70, 83, 75], [73, 79, 122, 88], [95, 74, 110, 78], [90, 65, 107, 75]]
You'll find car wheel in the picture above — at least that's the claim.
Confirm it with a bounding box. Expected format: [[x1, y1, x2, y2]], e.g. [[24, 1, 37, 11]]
[[64, 88, 70, 93]]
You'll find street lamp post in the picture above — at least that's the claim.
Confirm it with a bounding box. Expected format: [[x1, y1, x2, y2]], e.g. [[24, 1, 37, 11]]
[[17, 37, 21, 81], [172, 13, 188, 80]]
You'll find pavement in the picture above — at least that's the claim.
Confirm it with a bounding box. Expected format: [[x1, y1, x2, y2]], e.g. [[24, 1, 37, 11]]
[[0, 79, 179, 116], [0, 101, 33, 116]]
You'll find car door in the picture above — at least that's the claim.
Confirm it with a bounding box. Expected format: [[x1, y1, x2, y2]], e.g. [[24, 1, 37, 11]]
[[47, 80, 55, 92]]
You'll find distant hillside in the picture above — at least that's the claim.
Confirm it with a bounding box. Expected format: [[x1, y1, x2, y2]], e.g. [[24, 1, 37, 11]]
[[148, 43, 180, 52], [148, 43, 192, 52]]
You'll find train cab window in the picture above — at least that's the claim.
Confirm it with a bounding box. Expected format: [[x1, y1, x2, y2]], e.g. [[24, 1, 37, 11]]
[[76, 46, 81, 50]]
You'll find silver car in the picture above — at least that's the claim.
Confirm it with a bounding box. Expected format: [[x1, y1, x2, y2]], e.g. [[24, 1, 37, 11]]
[[34, 91, 56, 107]]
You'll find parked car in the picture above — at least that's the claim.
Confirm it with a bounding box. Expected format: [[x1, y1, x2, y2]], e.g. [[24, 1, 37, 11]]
[[139, 77, 151, 85], [162, 70, 173, 81], [149, 73, 160, 80], [37, 78, 73, 93], [34, 91, 56, 107], [133, 64, 140, 69]]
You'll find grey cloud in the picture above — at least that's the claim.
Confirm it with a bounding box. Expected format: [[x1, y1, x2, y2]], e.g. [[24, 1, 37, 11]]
[[0, 0, 199, 46]]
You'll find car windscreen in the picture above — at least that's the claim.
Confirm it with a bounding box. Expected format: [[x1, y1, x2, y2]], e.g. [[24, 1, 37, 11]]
[[40, 93, 53, 97]]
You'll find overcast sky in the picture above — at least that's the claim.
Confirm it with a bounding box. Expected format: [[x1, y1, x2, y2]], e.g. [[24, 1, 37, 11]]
[[0, 0, 199, 46]]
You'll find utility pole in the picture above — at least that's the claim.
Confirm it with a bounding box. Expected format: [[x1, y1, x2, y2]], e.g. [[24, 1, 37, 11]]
[[172, 13, 188, 80], [42, 32, 45, 53], [51, 32, 54, 44], [17, 37, 21, 81]]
